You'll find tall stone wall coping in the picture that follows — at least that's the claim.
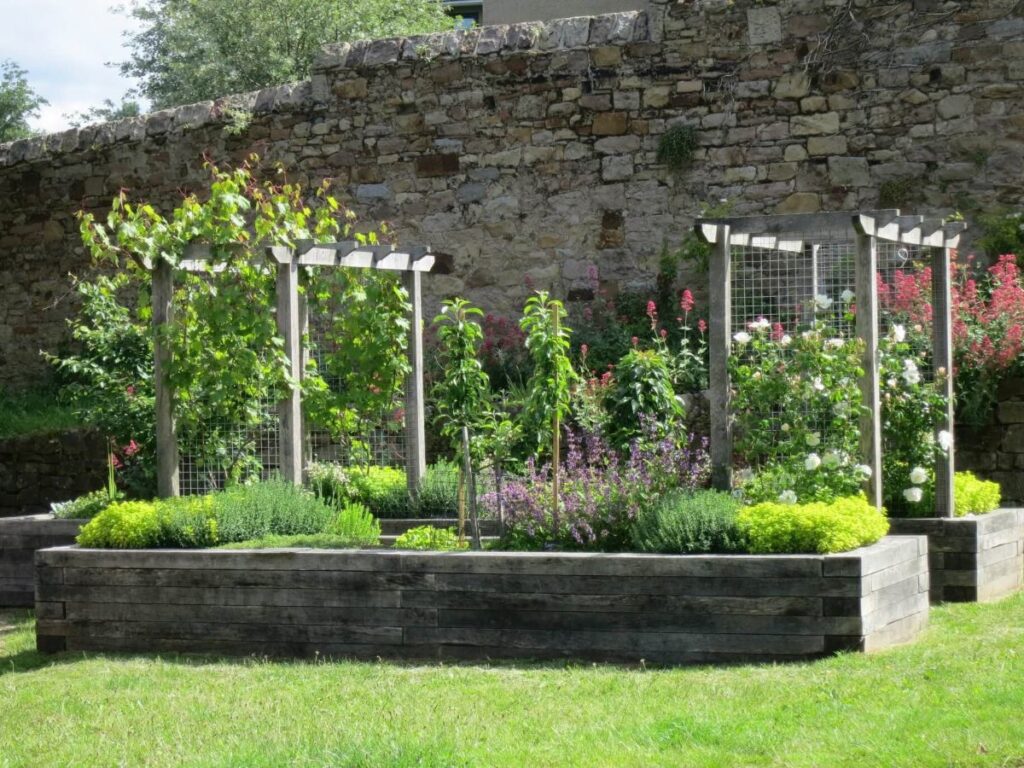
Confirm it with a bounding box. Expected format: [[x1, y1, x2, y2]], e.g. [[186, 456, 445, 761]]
[[36, 536, 929, 662], [0, 11, 650, 170]]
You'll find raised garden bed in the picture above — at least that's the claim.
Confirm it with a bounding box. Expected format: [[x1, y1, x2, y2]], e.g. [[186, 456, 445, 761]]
[[888, 508, 1023, 603], [0, 514, 84, 607], [36, 535, 929, 664]]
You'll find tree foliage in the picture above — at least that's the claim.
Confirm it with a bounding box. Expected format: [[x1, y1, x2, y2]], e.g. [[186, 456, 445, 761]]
[[119, 0, 454, 108], [0, 60, 47, 141], [66, 98, 142, 128]]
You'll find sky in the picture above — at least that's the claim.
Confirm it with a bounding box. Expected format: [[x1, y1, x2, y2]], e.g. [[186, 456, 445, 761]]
[[0, 0, 145, 134]]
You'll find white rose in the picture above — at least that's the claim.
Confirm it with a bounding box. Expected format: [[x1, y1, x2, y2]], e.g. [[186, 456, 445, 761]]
[[903, 487, 923, 503], [778, 490, 798, 505], [938, 430, 953, 451], [826, 338, 845, 349], [892, 324, 906, 343], [814, 294, 833, 310], [806, 432, 821, 447], [902, 359, 921, 385], [749, 317, 771, 332], [813, 377, 825, 392], [780, 334, 792, 347], [781, 423, 790, 432], [733, 331, 752, 344], [909, 466, 928, 484], [841, 289, 856, 303], [855, 464, 873, 478], [805, 453, 822, 471]]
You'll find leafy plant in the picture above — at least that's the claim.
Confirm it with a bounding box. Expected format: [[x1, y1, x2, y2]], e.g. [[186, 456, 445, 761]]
[[431, 298, 490, 450], [605, 347, 683, 448], [51, 489, 121, 521], [977, 210, 1024, 262], [519, 291, 577, 456], [216, 533, 376, 549], [77, 501, 162, 548], [208, 479, 335, 542], [737, 495, 890, 554], [656, 124, 699, 171], [342, 466, 410, 518], [414, 461, 460, 518], [325, 501, 381, 546], [631, 490, 743, 554], [954, 471, 1001, 517], [393, 525, 467, 551]]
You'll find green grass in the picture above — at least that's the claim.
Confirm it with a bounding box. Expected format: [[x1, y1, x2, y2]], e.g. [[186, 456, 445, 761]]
[[0, 389, 82, 438], [2, 596, 1024, 767]]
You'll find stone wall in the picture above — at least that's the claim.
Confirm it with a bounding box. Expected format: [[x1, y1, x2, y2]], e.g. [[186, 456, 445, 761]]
[[0, 430, 107, 517], [2, 0, 1023, 389], [957, 377, 1024, 503]]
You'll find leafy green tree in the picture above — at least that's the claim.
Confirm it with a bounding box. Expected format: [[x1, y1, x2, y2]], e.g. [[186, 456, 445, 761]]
[[119, 0, 454, 108], [0, 60, 47, 141], [66, 97, 142, 128]]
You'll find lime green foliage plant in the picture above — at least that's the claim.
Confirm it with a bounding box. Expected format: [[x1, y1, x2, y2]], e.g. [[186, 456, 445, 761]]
[[325, 501, 381, 546], [731, 317, 866, 503], [393, 525, 468, 551], [77, 501, 163, 548], [308, 463, 410, 518], [631, 490, 743, 554], [737, 495, 890, 554], [954, 471, 1001, 517]]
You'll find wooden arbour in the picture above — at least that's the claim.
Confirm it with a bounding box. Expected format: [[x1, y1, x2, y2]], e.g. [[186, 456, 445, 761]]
[[696, 211, 964, 517], [151, 240, 435, 499]]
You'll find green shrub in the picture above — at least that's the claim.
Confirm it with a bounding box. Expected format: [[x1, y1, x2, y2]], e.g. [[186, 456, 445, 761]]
[[343, 466, 410, 518], [51, 488, 122, 520], [737, 495, 890, 554], [325, 502, 381, 546], [414, 461, 459, 518], [155, 496, 219, 548], [955, 472, 1001, 517], [77, 501, 162, 548], [632, 490, 743, 554], [393, 525, 467, 551], [209, 479, 335, 543], [216, 533, 375, 550]]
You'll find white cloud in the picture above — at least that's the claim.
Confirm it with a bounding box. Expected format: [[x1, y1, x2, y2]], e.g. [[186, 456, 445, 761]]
[[0, 0, 147, 134]]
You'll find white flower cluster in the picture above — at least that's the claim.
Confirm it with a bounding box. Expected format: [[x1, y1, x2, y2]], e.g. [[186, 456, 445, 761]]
[[902, 359, 921, 385], [903, 465, 929, 504]]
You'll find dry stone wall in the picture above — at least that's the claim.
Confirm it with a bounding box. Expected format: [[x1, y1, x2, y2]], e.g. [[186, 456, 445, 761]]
[[1, 0, 1023, 389]]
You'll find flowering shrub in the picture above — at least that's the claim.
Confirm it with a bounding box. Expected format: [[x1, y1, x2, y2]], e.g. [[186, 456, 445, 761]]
[[737, 494, 890, 554], [879, 323, 950, 516], [730, 317, 866, 503], [486, 426, 710, 551], [878, 254, 1024, 425]]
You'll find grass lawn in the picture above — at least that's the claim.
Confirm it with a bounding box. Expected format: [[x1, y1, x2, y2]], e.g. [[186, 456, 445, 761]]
[[2, 596, 1023, 767], [0, 389, 82, 439]]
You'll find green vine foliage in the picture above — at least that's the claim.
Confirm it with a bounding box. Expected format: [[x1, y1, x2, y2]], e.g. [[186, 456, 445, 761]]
[[75, 157, 366, 487], [656, 124, 699, 171], [519, 291, 578, 457], [605, 348, 683, 448], [304, 262, 411, 463]]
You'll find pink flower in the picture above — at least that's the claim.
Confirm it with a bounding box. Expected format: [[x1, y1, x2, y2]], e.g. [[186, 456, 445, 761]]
[[126, 385, 136, 396], [660, 328, 668, 339], [698, 319, 707, 333], [580, 343, 589, 357], [631, 336, 639, 347], [124, 440, 140, 458], [680, 289, 695, 313]]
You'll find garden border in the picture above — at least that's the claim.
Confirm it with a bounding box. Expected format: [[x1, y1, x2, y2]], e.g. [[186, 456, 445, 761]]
[[36, 536, 929, 664], [0, 515, 84, 607], [888, 508, 1023, 603]]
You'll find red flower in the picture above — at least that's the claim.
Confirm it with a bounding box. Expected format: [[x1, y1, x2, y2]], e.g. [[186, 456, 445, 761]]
[[660, 328, 668, 339], [771, 322, 784, 342], [124, 440, 140, 458], [125, 385, 136, 396], [698, 318, 707, 333]]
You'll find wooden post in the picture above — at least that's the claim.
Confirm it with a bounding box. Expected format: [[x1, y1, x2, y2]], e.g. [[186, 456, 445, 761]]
[[551, 302, 561, 526], [403, 270, 427, 497], [276, 252, 303, 485], [931, 245, 956, 517], [152, 259, 180, 498], [855, 232, 883, 508], [708, 224, 733, 491]]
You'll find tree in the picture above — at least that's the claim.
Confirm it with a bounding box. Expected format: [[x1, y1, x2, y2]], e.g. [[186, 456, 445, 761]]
[[0, 60, 47, 141], [119, 0, 454, 109], [66, 97, 142, 128]]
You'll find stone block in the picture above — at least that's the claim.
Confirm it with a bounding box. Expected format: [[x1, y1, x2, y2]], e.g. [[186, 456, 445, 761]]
[[791, 112, 840, 136], [414, 154, 459, 178], [937, 94, 974, 120], [828, 156, 871, 187], [592, 112, 629, 136], [807, 135, 848, 156], [601, 155, 634, 182], [776, 193, 820, 214], [774, 72, 811, 99], [747, 6, 783, 45]]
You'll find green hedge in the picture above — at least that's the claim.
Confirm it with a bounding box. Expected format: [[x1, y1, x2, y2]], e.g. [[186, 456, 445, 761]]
[[632, 490, 743, 554], [737, 495, 890, 554]]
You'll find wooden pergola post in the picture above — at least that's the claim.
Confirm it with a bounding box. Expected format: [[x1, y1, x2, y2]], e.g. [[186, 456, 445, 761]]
[[274, 248, 304, 485], [853, 223, 883, 509], [152, 258, 180, 498], [701, 222, 733, 491], [931, 243, 956, 518], [403, 269, 427, 497]]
